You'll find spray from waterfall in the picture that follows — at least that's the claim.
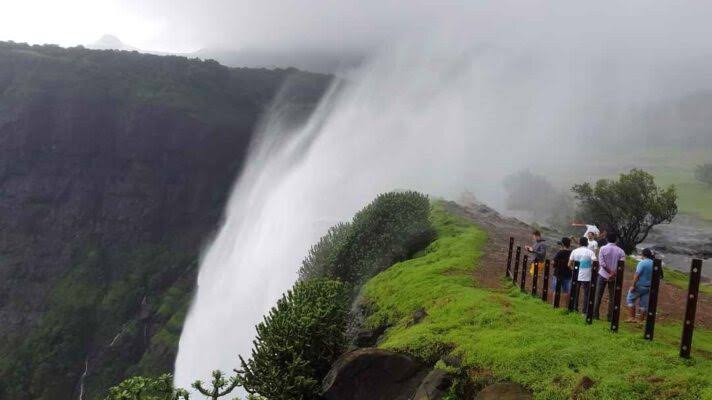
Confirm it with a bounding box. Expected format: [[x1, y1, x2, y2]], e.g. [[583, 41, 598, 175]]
[[175, 11, 712, 394]]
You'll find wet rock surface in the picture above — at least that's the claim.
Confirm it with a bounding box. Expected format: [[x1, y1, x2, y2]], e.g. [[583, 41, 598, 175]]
[[643, 214, 712, 278], [321, 348, 429, 400], [412, 369, 454, 400]]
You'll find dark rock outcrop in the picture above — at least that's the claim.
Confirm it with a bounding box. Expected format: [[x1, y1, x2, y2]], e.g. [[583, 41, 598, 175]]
[[321, 348, 429, 400], [412, 369, 454, 400]]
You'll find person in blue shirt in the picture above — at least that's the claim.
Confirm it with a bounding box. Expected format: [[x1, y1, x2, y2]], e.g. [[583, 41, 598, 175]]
[[626, 248, 655, 323]]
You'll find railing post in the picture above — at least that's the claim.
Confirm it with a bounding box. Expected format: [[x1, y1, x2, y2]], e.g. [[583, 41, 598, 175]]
[[644, 259, 662, 341], [520, 255, 528, 292], [512, 246, 521, 285], [610, 260, 626, 333], [568, 262, 580, 312], [541, 259, 550, 302], [585, 261, 599, 324], [531, 261, 539, 297], [505, 237, 514, 278], [553, 259, 562, 308], [680, 259, 703, 358]]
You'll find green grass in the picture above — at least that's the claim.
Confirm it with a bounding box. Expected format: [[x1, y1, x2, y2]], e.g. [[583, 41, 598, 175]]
[[362, 202, 712, 400], [651, 168, 712, 221]]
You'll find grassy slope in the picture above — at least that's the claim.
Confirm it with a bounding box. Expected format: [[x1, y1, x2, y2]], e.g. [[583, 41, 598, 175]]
[[363, 203, 712, 400]]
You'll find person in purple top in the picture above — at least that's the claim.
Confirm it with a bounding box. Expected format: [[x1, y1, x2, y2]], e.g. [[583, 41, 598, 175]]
[[593, 232, 626, 321]]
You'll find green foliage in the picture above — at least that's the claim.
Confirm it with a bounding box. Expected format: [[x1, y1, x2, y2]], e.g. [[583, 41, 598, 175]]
[[363, 202, 712, 400], [572, 169, 678, 254], [239, 279, 350, 400], [0, 245, 196, 400], [105, 374, 188, 400], [334, 191, 434, 284], [297, 222, 351, 281], [299, 191, 434, 285], [191, 370, 240, 400], [695, 163, 712, 186]]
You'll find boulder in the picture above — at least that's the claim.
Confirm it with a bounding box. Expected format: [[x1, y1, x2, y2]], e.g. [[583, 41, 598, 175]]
[[409, 308, 428, 326], [412, 369, 454, 400], [353, 324, 387, 348], [475, 383, 532, 400], [321, 348, 428, 400]]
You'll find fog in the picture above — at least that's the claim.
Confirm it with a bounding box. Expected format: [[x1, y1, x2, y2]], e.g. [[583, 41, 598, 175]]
[[173, 2, 712, 395]]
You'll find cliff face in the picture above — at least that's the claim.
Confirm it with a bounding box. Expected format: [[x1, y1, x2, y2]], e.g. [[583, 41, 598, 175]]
[[0, 42, 330, 400]]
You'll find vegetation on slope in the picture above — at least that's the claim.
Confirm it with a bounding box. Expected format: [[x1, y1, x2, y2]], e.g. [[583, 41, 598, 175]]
[[105, 191, 436, 400], [239, 279, 350, 399], [363, 202, 712, 400], [0, 41, 331, 400]]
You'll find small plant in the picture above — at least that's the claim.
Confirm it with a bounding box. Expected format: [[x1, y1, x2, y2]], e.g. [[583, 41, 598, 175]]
[[104, 374, 189, 400], [192, 370, 240, 400], [695, 163, 712, 186]]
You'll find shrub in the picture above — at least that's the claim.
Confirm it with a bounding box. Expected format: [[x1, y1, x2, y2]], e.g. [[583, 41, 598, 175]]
[[104, 374, 188, 400], [297, 222, 351, 281], [695, 163, 712, 186], [239, 279, 349, 400], [331, 191, 435, 284]]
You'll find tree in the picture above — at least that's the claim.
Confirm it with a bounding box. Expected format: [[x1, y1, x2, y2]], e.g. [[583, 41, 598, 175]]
[[104, 374, 189, 400], [695, 164, 712, 186], [572, 169, 677, 254], [238, 279, 349, 400]]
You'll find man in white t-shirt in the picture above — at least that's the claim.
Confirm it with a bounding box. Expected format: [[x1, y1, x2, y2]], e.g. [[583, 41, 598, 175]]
[[569, 237, 597, 314]]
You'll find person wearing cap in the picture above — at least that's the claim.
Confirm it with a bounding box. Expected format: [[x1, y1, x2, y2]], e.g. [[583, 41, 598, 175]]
[[569, 237, 597, 314], [594, 233, 626, 321], [551, 237, 573, 304], [626, 248, 655, 323]]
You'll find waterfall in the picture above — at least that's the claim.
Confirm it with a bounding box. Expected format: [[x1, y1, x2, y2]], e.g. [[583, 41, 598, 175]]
[[77, 358, 88, 400], [174, 21, 712, 394]]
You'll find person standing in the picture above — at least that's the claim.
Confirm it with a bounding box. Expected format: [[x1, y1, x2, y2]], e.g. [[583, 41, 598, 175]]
[[569, 237, 597, 314], [626, 248, 654, 323], [552, 238, 573, 304], [586, 231, 599, 253], [525, 230, 547, 265], [594, 233, 626, 321]]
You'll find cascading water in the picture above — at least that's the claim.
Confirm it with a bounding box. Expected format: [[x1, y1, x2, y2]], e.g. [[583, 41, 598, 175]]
[[175, 13, 712, 394]]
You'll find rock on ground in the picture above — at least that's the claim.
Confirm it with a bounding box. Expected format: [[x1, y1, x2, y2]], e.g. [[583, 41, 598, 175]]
[[321, 348, 429, 400]]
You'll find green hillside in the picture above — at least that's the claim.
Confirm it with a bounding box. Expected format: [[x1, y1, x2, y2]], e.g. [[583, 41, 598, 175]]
[[362, 202, 712, 399]]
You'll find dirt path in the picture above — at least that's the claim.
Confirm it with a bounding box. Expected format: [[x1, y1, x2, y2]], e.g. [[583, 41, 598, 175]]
[[445, 201, 712, 329]]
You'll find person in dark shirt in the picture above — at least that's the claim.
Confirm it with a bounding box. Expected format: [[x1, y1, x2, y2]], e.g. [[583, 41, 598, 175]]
[[552, 237, 573, 304], [525, 230, 547, 262]]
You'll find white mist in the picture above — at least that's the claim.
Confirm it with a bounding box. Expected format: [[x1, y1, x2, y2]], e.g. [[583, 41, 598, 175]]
[[175, 10, 712, 393]]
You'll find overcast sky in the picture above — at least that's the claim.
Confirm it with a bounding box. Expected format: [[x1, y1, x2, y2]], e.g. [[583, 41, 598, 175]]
[[2, 0, 712, 55]]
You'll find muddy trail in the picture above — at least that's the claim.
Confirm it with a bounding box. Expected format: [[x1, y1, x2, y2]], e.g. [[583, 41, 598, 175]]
[[444, 201, 712, 330]]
